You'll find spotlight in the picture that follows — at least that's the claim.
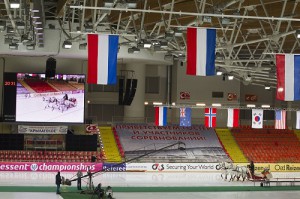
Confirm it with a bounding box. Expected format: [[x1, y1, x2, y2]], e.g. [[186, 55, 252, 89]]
[[62, 40, 72, 49], [216, 71, 222, 76], [228, 75, 234, 80]]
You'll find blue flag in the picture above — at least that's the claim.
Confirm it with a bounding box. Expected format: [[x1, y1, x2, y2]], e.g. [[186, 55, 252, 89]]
[[180, 107, 191, 127]]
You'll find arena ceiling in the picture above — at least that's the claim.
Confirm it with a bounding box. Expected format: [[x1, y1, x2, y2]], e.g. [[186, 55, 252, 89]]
[[0, 0, 300, 88]]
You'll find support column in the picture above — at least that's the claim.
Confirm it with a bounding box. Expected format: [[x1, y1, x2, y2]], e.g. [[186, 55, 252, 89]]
[[124, 63, 146, 122]]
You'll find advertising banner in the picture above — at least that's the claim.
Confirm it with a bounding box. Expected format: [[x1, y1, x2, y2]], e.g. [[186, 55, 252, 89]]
[[102, 163, 126, 172], [0, 162, 102, 172], [18, 125, 68, 134], [234, 163, 300, 172], [126, 163, 219, 172]]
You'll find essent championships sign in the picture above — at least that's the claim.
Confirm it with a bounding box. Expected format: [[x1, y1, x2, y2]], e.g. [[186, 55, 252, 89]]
[[18, 125, 68, 134], [0, 162, 102, 172]]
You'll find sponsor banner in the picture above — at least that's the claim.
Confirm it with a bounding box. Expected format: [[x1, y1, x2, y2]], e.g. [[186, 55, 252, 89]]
[[86, 124, 100, 134], [180, 92, 190, 100], [18, 125, 68, 134], [234, 163, 300, 172], [102, 163, 126, 172], [227, 93, 237, 101], [245, 94, 257, 102], [0, 162, 102, 172], [126, 163, 219, 172]]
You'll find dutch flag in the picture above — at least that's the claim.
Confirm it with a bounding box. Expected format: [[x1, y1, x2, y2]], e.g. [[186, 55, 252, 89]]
[[87, 34, 119, 85], [155, 107, 167, 126], [276, 54, 300, 101], [186, 27, 216, 76]]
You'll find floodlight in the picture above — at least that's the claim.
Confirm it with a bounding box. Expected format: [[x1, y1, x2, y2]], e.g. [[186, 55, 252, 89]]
[[228, 75, 234, 80], [10, 0, 20, 8], [9, 43, 18, 50], [79, 43, 87, 50], [265, 85, 271, 90], [16, 21, 25, 30], [26, 44, 35, 50], [0, 21, 6, 31], [216, 71, 223, 76], [296, 30, 300, 39], [104, 0, 114, 7], [125, 0, 138, 8], [128, 46, 140, 54], [62, 40, 72, 49]]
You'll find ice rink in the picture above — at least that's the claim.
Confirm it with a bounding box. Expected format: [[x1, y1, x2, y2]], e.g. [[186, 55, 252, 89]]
[[0, 171, 300, 199]]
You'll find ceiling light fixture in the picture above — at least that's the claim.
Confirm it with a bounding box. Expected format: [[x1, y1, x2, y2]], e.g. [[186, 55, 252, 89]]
[[228, 75, 234, 80], [265, 85, 271, 90], [247, 104, 256, 108], [128, 46, 140, 54], [26, 44, 35, 50], [0, 21, 6, 31], [104, 0, 114, 7], [62, 40, 72, 49], [296, 30, 300, 39], [9, 43, 18, 50], [10, 0, 20, 8], [216, 71, 223, 76], [79, 43, 87, 50]]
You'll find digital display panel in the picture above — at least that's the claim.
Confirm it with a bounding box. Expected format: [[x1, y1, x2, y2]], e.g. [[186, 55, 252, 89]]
[[3, 73, 85, 123]]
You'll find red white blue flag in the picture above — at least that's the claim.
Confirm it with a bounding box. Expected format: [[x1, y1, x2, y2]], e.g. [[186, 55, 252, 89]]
[[87, 34, 119, 85], [155, 107, 167, 126], [180, 107, 191, 127], [205, 108, 217, 127], [275, 110, 286, 129], [187, 28, 216, 76], [276, 54, 300, 101]]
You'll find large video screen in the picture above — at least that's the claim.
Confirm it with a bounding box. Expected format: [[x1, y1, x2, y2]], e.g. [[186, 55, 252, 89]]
[[3, 73, 85, 123]]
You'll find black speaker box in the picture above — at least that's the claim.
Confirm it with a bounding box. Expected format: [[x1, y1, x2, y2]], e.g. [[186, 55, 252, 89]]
[[123, 79, 137, 105], [118, 78, 125, 105], [45, 57, 56, 78]]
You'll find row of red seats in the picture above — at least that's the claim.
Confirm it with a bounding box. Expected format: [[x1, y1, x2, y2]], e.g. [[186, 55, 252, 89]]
[[112, 127, 125, 157]]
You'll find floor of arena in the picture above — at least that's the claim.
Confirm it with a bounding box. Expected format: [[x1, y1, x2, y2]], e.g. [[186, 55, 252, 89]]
[[0, 171, 300, 199]]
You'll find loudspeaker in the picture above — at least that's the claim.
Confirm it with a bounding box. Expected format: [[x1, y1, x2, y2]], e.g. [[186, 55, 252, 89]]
[[118, 78, 125, 105], [118, 78, 138, 106], [45, 57, 56, 78], [123, 79, 137, 105]]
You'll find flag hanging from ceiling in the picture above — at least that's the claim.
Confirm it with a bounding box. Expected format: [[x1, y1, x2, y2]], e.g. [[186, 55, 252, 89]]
[[186, 27, 216, 76], [252, 109, 263, 129], [205, 108, 217, 127], [296, 111, 300, 130], [155, 107, 167, 126], [87, 34, 119, 85], [227, 108, 239, 128], [275, 110, 286, 129], [179, 107, 192, 127], [276, 54, 300, 101]]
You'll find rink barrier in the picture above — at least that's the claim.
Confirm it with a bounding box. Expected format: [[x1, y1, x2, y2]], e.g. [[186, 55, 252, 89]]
[[0, 162, 102, 172], [1, 162, 300, 172]]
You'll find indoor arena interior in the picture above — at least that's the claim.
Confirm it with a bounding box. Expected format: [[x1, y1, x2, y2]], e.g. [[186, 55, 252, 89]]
[[0, 0, 300, 199]]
